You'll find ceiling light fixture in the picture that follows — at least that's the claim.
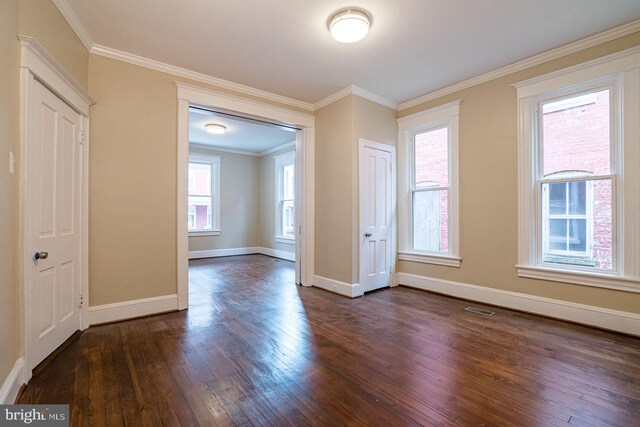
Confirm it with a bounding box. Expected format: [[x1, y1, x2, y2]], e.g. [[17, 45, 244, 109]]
[[205, 123, 227, 134], [328, 8, 371, 43]]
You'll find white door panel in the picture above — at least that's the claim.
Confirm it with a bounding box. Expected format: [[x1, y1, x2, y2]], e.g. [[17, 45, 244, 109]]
[[28, 80, 82, 367], [360, 144, 393, 292]]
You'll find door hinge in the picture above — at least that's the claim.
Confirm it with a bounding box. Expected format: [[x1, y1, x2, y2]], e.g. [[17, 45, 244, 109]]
[[298, 225, 302, 236], [78, 294, 84, 308], [79, 131, 86, 144]]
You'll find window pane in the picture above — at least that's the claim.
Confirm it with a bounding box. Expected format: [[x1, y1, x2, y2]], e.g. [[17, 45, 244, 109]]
[[568, 219, 587, 252], [282, 200, 294, 237], [414, 127, 448, 188], [568, 181, 586, 215], [413, 190, 448, 252], [283, 164, 295, 200], [542, 179, 612, 269], [188, 196, 212, 230], [542, 89, 610, 177], [188, 162, 211, 196], [548, 182, 566, 215], [548, 219, 567, 251]]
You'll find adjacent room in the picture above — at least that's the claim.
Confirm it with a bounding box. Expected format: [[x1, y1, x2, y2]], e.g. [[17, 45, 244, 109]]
[[1, 0, 640, 425]]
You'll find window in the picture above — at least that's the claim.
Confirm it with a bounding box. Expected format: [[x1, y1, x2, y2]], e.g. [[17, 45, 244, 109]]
[[188, 152, 220, 236], [398, 100, 460, 267], [275, 151, 295, 244], [515, 47, 640, 291]]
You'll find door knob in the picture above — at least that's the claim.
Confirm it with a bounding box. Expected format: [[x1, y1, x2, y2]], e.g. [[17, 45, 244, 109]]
[[364, 233, 372, 238], [34, 251, 48, 261]]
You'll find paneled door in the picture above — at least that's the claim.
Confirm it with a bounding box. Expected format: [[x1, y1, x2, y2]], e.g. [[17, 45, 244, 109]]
[[359, 141, 394, 292], [26, 79, 83, 368]]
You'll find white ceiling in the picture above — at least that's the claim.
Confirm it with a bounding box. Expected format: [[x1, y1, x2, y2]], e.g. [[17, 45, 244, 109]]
[[66, 0, 640, 105], [189, 108, 296, 154]]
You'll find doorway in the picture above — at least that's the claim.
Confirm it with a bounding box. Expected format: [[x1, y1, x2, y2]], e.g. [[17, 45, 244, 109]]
[[176, 84, 315, 310]]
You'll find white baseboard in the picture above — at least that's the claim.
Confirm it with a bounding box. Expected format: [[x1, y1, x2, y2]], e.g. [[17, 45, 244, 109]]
[[397, 272, 640, 336], [89, 294, 178, 325], [0, 358, 24, 404], [260, 247, 295, 262], [188, 247, 261, 259], [314, 275, 363, 298], [188, 246, 295, 262]]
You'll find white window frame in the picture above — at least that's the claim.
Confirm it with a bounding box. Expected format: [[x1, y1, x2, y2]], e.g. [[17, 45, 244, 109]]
[[274, 150, 295, 244], [397, 100, 461, 267], [188, 152, 221, 236], [514, 46, 640, 293]]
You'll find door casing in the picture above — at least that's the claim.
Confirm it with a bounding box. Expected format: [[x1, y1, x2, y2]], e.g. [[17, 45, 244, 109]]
[[19, 36, 93, 382]]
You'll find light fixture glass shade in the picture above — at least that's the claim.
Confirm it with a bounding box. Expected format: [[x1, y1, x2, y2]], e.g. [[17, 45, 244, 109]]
[[205, 123, 227, 134], [329, 9, 371, 43]]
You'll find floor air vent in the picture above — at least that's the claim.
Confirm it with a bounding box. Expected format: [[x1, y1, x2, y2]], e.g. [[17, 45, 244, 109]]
[[464, 306, 496, 317]]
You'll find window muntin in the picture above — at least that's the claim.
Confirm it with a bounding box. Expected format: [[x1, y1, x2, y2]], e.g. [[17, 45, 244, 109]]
[[411, 126, 450, 253], [537, 88, 614, 271], [188, 153, 220, 233]]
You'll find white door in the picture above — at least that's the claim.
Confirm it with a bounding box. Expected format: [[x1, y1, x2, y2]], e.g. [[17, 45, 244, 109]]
[[360, 142, 393, 292], [27, 80, 83, 368]]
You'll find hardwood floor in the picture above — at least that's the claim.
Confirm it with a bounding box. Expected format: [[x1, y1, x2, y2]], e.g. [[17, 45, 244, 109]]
[[19, 254, 640, 426]]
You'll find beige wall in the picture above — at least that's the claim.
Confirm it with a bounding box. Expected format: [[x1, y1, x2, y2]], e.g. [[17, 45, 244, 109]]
[[314, 95, 397, 284], [315, 96, 354, 283], [397, 32, 640, 313], [18, 0, 89, 89], [0, 0, 21, 391], [259, 146, 296, 253], [188, 147, 260, 252]]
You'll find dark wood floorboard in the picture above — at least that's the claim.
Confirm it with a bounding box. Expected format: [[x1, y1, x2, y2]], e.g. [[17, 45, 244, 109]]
[[18, 254, 640, 426]]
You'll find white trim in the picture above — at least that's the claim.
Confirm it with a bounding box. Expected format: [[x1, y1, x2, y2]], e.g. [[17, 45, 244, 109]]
[[259, 141, 296, 157], [398, 19, 640, 110], [51, 0, 94, 51], [260, 247, 296, 262], [398, 252, 461, 267], [516, 265, 640, 293], [189, 142, 261, 157], [314, 275, 363, 298], [89, 295, 178, 325], [177, 83, 315, 310], [189, 247, 261, 259], [190, 140, 296, 157], [397, 273, 640, 336], [0, 358, 24, 404], [274, 150, 296, 241], [188, 230, 221, 237], [18, 36, 95, 116], [398, 100, 461, 265], [275, 237, 295, 245], [92, 44, 314, 111], [314, 85, 398, 111], [358, 139, 397, 292], [188, 246, 295, 261], [515, 48, 640, 292]]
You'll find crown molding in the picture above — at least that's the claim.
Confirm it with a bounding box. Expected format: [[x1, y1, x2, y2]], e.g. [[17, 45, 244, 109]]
[[52, 0, 94, 52], [313, 85, 398, 111], [92, 44, 315, 112], [398, 19, 640, 111], [189, 142, 260, 157], [258, 141, 296, 157]]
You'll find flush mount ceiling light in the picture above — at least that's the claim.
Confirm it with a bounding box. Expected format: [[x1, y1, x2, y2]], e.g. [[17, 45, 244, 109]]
[[205, 123, 227, 134], [328, 8, 371, 43]]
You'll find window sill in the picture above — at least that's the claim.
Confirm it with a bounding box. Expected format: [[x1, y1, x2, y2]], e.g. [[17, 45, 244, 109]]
[[516, 264, 640, 293], [398, 251, 461, 268], [189, 230, 221, 237], [275, 236, 295, 245]]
